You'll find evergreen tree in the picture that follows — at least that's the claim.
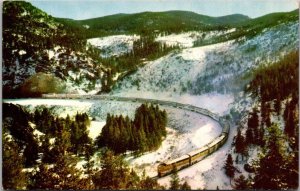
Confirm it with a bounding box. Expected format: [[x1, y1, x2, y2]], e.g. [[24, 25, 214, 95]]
[[245, 127, 254, 145], [224, 154, 235, 182], [235, 128, 246, 158], [246, 109, 259, 145], [41, 135, 55, 163], [28, 163, 57, 189], [29, 154, 88, 190], [3, 135, 27, 190], [233, 175, 250, 190], [96, 103, 167, 154], [169, 169, 180, 190], [139, 176, 163, 189], [23, 138, 39, 167], [284, 100, 296, 137], [180, 181, 192, 190], [92, 150, 131, 189], [274, 98, 281, 116], [253, 124, 287, 189]]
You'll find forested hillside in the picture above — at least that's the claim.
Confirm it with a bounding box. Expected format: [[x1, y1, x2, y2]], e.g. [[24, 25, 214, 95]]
[[56, 11, 250, 38], [3, 103, 171, 189], [3, 1, 105, 97], [230, 51, 299, 190]]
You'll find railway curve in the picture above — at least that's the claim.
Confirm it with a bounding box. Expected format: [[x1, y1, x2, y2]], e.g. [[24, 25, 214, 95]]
[[41, 94, 230, 178]]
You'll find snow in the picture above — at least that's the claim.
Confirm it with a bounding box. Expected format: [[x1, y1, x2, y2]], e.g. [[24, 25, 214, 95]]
[[113, 22, 298, 100], [87, 35, 140, 57], [83, 25, 90, 29], [112, 39, 237, 96], [4, 98, 224, 187], [4, 99, 95, 107], [88, 121, 106, 140], [155, 32, 200, 48], [111, 91, 234, 116], [157, 122, 236, 190], [19, 50, 26, 55], [127, 111, 222, 178]]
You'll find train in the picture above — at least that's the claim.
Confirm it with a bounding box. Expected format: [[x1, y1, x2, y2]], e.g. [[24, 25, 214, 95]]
[[41, 93, 230, 177], [41, 94, 220, 121], [157, 121, 229, 177]]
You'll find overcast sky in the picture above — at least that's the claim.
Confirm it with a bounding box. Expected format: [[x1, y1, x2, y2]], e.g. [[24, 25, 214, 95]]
[[30, 0, 298, 20]]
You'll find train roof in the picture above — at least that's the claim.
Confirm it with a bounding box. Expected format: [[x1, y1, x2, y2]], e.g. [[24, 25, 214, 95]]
[[207, 134, 226, 147], [187, 145, 209, 156], [164, 154, 190, 165]]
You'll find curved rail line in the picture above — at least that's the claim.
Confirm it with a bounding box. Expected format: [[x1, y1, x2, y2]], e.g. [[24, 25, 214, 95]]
[[41, 94, 230, 178]]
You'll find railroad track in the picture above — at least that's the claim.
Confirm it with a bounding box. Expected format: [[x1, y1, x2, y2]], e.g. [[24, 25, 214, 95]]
[[41, 94, 230, 178]]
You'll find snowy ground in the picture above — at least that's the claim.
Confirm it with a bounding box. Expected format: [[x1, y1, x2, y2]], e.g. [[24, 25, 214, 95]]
[[87, 35, 140, 57], [111, 91, 234, 116], [112, 21, 298, 99], [4, 98, 223, 186], [157, 121, 236, 190], [155, 29, 236, 48], [155, 32, 201, 48]]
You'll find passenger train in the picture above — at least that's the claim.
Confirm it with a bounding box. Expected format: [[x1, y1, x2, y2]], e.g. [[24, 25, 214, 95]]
[[42, 93, 230, 177], [157, 122, 229, 177]]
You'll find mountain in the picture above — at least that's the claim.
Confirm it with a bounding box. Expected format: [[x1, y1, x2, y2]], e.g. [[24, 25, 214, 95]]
[[55, 9, 297, 41], [3, 1, 105, 97], [55, 11, 251, 38], [3, 1, 298, 99], [111, 10, 298, 97]]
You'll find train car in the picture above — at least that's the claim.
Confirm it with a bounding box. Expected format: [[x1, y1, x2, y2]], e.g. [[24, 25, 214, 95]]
[[157, 154, 190, 177], [207, 134, 226, 154], [188, 145, 209, 164], [222, 122, 230, 135]]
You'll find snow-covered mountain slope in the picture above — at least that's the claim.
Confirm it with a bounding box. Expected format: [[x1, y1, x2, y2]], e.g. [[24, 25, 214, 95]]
[[155, 29, 237, 48], [112, 21, 298, 99], [87, 35, 140, 57], [3, 1, 106, 97]]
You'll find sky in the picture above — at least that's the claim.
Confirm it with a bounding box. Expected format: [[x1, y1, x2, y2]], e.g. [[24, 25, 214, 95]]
[[30, 0, 299, 20]]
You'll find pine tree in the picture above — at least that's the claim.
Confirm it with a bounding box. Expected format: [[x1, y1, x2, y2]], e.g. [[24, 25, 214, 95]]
[[274, 98, 281, 116], [235, 129, 246, 157], [139, 170, 162, 189], [23, 138, 39, 167], [92, 150, 131, 189], [233, 175, 250, 190], [245, 127, 254, 145], [41, 135, 55, 163], [247, 109, 259, 144], [284, 100, 296, 137], [3, 135, 27, 190], [253, 124, 287, 190], [169, 169, 180, 190], [224, 154, 235, 182], [180, 181, 192, 190], [29, 154, 88, 190], [28, 163, 57, 189]]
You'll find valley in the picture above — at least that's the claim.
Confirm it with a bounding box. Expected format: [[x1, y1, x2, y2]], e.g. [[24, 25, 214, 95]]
[[2, 1, 299, 190]]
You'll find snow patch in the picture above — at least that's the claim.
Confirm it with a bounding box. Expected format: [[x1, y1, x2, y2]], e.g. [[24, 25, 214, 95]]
[[87, 35, 140, 57], [88, 121, 106, 140]]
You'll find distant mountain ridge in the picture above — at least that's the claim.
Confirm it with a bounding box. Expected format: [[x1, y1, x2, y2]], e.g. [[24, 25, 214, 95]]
[[55, 10, 251, 37], [55, 9, 297, 38]]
